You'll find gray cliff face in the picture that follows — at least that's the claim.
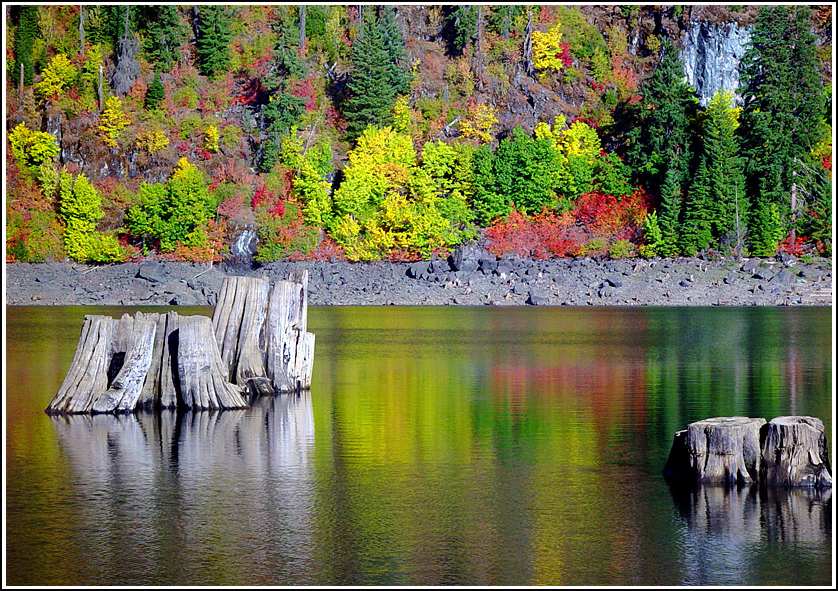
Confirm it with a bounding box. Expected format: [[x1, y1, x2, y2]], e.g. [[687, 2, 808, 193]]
[[681, 21, 752, 106]]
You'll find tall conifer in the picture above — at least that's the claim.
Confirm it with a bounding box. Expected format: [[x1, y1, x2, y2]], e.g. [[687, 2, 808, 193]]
[[196, 6, 232, 78], [14, 6, 38, 85], [740, 5, 825, 255]]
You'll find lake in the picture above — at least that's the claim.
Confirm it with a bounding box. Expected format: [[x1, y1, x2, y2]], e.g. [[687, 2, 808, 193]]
[[4, 306, 833, 586]]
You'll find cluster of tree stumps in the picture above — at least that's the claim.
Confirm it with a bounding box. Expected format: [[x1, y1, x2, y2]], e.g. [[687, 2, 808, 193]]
[[46, 272, 314, 415], [665, 416, 832, 489]]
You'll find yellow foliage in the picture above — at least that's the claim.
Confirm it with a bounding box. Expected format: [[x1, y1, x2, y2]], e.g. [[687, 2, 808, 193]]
[[34, 54, 78, 101], [534, 116, 600, 161], [98, 96, 130, 148], [135, 130, 170, 155], [8, 123, 60, 174], [204, 125, 220, 153], [706, 90, 741, 132], [392, 96, 412, 134], [532, 24, 564, 73], [458, 103, 498, 143]]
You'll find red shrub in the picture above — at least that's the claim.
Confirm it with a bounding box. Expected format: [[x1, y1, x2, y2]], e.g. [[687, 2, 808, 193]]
[[486, 190, 652, 259], [251, 183, 274, 209], [558, 42, 573, 67], [291, 78, 317, 112], [293, 236, 346, 262], [777, 233, 807, 256], [822, 154, 831, 171]]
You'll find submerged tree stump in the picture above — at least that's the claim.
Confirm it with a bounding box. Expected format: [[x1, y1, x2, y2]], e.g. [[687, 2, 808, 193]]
[[266, 270, 315, 392], [761, 416, 832, 489], [664, 417, 765, 485], [47, 314, 156, 414], [137, 312, 180, 409], [212, 276, 272, 396], [47, 272, 315, 415], [177, 315, 248, 410]]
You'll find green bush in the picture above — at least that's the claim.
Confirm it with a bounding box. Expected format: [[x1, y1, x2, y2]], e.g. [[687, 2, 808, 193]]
[[126, 158, 215, 252], [609, 238, 634, 259], [58, 172, 125, 263]]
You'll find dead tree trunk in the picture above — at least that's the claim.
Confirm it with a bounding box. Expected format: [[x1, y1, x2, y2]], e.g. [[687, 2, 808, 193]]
[[266, 270, 315, 392], [48, 272, 314, 415], [177, 316, 249, 410], [47, 314, 156, 414], [137, 312, 180, 409], [761, 416, 832, 488], [664, 417, 765, 485], [212, 276, 273, 396]]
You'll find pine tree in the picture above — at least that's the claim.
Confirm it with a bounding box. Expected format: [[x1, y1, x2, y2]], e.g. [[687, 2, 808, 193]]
[[681, 157, 713, 255], [344, 15, 404, 138], [691, 91, 748, 251], [446, 6, 478, 54], [13, 6, 38, 86], [625, 38, 697, 192], [740, 5, 826, 255], [271, 16, 305, 83], [196, 6, 232, 78], [377, 7, 411, 96], [657, 169, 684, 256], [144, 72, 165, 111], [141, 6, 186, 72], [624, 38, 697, 253]]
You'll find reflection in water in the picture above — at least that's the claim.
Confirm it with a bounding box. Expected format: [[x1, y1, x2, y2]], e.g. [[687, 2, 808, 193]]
[[47, 395, 316, 585], [5, 306, 833, 586], [670, 484, 832, 584]]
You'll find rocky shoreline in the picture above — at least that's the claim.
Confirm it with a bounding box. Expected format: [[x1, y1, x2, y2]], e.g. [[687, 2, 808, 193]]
[[4, 249, 832, 307]]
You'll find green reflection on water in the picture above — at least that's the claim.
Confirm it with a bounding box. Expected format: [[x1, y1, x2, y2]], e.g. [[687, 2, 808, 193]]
[[4, 306, 833, 586]]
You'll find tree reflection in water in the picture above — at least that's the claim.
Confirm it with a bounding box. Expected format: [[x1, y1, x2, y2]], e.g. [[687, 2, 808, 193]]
[[669, 483, 831, 584]]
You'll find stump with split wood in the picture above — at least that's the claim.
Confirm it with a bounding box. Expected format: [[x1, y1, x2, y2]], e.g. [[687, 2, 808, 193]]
[[46, 271, 314, 415], [664, 417, 765, 485], [665, 415, 832, 489], [761, 416, 832, 489]]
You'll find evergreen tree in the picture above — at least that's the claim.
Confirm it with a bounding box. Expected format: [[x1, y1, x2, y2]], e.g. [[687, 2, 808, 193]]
[[689, 91, 748, 252], [624, 38, 697, 253], [681, 157, 713, 255], [739, 5, 826, 255], [270, 16, 305, 83], [141, 6, 187, 72], [378, 7, 411, 96], [259, 12, 308, 172], [657, 169, 684, 256], [344, 15, 405, 138], [446, 6, 478, 54], [13, 6, 38, 85], [144, 72, 165, 110], [196, 6, 232, 78]]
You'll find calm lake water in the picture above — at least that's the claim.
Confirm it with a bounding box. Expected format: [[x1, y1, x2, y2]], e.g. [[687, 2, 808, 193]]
[[5, 306, 833, 586]]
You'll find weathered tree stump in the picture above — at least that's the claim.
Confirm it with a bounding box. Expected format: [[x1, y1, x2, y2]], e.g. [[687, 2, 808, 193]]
[[177, 315, 248, 410], [212, 271, 315, 394], [761, 416, 832, 488], [212, 276, 273, 396], [137, 311, 180, 409], [47, 272, 315, 415], [47, 314, 156, 414], [664, 417, 765, 485]]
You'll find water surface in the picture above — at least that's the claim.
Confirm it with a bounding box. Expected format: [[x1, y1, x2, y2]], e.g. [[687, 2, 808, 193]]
[[5, 306, 833, 585]]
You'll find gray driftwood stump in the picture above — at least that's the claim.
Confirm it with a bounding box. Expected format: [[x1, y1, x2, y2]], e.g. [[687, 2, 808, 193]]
[[761, 416, 832, 488], [46, 272, 314, 415], [666, 415, 832, 489], [664, 417, 765, 485]]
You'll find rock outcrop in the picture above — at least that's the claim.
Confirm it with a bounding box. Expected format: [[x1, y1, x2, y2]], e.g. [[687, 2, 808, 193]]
[[681, 20, 751, 105]]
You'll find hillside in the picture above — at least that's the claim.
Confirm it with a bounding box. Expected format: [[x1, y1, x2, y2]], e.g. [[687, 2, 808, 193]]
[[5, 4, 833, 265]]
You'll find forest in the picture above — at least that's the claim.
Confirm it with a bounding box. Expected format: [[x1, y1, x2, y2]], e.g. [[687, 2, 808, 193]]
[[4, 4, 833, 264]]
